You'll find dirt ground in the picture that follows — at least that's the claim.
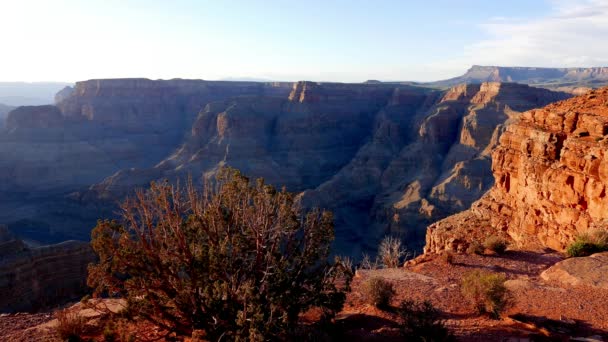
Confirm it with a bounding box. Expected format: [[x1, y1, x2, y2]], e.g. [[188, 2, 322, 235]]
[[1, 250, 607, 341]]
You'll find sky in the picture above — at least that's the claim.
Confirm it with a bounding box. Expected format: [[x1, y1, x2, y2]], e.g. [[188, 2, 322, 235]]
[[1, 0, 607, 83]]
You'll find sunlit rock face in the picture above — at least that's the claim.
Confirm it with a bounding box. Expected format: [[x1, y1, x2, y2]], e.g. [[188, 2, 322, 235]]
[[426, 87, 608, 254]]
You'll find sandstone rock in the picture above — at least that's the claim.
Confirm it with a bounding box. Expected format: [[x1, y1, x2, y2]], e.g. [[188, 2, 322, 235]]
[[426, 87, 608, 254], [541, 252, 608, 289]]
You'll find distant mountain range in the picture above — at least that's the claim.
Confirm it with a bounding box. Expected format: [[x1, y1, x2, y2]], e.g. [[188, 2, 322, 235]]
[[425, 65, 608, 91], [0, 82, 72, 106]]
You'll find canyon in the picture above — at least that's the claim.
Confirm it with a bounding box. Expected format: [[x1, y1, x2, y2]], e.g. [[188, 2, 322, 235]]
[[1, 67, 608, 325], [0, 77, 571, 257]]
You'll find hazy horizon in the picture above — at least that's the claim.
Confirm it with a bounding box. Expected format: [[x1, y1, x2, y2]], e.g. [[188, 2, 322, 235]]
[[2, 0, 608, 83]]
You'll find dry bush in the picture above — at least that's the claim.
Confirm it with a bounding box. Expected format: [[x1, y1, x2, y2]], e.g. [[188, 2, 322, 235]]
[[397, 300, 455, 341], [566, 229, 608, 257], [483, 236, 509, 254], [87, 168, 352, 340], [441, 251, 454, 264], [55, 309, 87, 341], [378, 236, 408, 268], [466, 241, 484, 255], [359, 253, 379, 270], [461, 270, 512, 319], [363, 277, 395, 309]]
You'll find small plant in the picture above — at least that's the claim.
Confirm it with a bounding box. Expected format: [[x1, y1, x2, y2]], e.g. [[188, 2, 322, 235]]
[[55, 309, 87, 342], [359, 253, 379, 270], [566, 229, 608, 257], [466, 241, 484, 255], [461, 270, 511, 319], [441, 251, 454, 264], [103, 320, 117, 342], [378, 236, 408, 268], [483, 235, 508, 254], [363, 277, 395, 309], [397, 300, 455, 341]]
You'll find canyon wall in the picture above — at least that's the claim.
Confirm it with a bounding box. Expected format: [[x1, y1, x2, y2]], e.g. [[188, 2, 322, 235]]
[[426, 87, 608, 254], [0, 79, 570, 256], [79, 81, 568, 256], [0, 225, 95, 312]]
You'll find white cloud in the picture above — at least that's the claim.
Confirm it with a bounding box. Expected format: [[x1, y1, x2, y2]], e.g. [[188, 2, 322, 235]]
[[466, 0, 608, 68]]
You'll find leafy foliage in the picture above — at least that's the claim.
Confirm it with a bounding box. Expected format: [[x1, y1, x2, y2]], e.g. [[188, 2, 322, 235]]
[[362, 277, 395, 309], [461, 270, 512, 319], [87, 168, 352, 340], [397, 300, 455, 341]]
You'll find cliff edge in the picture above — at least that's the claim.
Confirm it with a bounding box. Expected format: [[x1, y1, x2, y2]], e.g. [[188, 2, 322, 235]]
[[426, 87, 608, 253]]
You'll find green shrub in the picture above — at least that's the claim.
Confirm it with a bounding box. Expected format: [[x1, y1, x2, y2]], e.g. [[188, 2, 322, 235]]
[[378, 236, 408, 268], [566, 229, 608, 257], [397, 300, 455, 341], [466, 241, 484, 255], [87, 168, 352, 340], [483, 236, 508, 254], [461, 270, 511, 319], [363, 277, 395, 309]]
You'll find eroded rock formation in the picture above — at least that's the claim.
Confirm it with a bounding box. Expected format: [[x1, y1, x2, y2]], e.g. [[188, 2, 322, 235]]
[[0, 78, 570, 256], [426, 87, 608, 254]]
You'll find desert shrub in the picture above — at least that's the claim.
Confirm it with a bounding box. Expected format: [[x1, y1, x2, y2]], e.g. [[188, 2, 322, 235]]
[[87, 168, 352, 340], [483, 236, 508, 254], [566, 229, 608, 257], [378, 236, 408, 268], [466, 241, 484, 255], [397, 300, 455, 341], [441, 251, 454, 264], [359, 253, 379, 270], [55, 309, 87, 342], [363, 277, 395, 309], [461, 270, 511, 319]]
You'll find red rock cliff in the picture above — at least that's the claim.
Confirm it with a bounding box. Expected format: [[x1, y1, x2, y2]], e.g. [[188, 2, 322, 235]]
[[426, 87, 608, 253]]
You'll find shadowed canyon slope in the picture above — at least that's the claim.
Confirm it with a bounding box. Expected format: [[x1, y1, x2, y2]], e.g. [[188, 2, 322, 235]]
[[426, 87, 608, 254], [0, 78, 571, 256]]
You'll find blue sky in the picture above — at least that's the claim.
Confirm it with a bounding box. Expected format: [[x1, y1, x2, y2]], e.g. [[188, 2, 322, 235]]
[[1, 0, 607, 82]]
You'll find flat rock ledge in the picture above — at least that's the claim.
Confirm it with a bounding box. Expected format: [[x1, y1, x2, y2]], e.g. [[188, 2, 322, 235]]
[[541, 252, 608, 289]]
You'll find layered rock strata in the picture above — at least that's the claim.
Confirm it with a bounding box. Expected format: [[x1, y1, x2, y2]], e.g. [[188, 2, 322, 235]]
[[1, 79, 570, 256], [426, 87, 608, 253], [0, 225, 94, 312]]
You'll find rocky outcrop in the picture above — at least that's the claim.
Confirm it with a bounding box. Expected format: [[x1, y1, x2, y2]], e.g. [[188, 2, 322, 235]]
[[541, 252, 608, 289], [0, 225, 94, 312], [426, 87, 608, 254]]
